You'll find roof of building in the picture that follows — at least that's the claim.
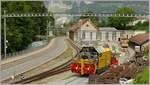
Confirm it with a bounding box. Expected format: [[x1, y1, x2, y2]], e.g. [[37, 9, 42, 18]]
[[129, 34, 149, 45], [69, 18, 97, 32], [99, 27, 117, 31]]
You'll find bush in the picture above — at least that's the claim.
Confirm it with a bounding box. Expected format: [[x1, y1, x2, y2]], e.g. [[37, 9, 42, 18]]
[[134, 67, 149, 84]]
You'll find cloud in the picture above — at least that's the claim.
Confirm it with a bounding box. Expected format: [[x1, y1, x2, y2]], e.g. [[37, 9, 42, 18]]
[[45, 0, 72, 13], [45, 0, 94, 13], [56, 17, 70, 25]]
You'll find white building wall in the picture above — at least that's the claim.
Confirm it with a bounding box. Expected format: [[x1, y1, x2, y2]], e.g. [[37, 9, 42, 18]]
[[92, 32, 97, 41], [116, 31, 121, 41], [101, 31, 106, 41], [85, 31, 90, 41], [108, 32, 113, 41], [98, 31, 102, 41], [74, 33, 77, 41], [112, 32, 116, 41], [126, 31, 134, 39], [77, 31, 97, 41], [134, 31, 146, 35], [123, 31, 127, 38], [77, 31, 81, 41], [73, 29, 145, 43], [80, 30, 82, 40]]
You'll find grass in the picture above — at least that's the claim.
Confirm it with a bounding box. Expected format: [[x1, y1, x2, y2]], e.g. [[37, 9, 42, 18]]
[[144, 52, 149, 59], [133, 67, 149, 84]]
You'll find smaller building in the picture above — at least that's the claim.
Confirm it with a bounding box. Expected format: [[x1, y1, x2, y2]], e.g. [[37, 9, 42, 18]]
[[98, 27, 118, 41], [129, 34, 149, 52]]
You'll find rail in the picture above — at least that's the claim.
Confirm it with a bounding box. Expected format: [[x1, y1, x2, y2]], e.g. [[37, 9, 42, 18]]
[[5, 39, 80, 84], [66, 39, 80, 52], [1, 40, 49, 60], [12, 60, 71, 84]]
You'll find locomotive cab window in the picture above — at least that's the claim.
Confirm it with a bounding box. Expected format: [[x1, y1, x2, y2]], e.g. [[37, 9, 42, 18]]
[[79, 47, 98, 59]]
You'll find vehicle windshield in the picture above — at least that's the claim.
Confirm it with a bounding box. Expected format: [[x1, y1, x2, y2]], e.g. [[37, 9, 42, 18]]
[[80, 52, 98, 59], [79, 47, 98, 59]]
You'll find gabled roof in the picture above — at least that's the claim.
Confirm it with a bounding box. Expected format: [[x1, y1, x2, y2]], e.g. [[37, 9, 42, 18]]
[[129, 34, 149, 45], [69, 18, 97, 32]]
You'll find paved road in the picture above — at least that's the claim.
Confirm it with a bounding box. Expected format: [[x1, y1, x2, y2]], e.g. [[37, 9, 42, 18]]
[[0, 37, 68, 81]]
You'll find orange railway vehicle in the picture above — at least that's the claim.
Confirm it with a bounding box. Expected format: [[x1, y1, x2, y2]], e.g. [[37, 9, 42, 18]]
[[71, 46, 118, 75]]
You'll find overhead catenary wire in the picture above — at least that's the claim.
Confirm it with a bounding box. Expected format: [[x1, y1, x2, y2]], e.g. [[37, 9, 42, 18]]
[[2, 13, 149, 18]]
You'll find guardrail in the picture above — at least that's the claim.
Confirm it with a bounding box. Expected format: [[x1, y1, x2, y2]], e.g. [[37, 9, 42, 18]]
[[1, 41, 49, 60]]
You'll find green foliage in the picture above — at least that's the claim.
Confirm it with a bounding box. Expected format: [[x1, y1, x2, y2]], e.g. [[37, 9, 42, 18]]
[[100, 20, 108, 27], [108, 7, 135, 30], [63, 20, 77, 29], [134, 67, 149, 84], [144, 52, 149, 59], [132, 21, 149, 33], [1, 1, 54, 55]]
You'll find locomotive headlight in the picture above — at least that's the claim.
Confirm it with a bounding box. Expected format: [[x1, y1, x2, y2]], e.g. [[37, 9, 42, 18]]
[[87, 67, 90, 70], [75, 66, 78, 70], [71, 63, 81, 73]]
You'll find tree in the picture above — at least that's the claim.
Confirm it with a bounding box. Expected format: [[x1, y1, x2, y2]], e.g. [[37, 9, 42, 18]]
[[133, 21, 149, 33], [108, 7, 135, 30], [1, 1, 54, 56], [100, 20, 108, 27]]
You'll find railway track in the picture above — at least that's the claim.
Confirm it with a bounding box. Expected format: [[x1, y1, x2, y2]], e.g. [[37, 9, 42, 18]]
[[66, 39, 80, 52], [8, 39, 80, 84], [12, 60, 71, 84]]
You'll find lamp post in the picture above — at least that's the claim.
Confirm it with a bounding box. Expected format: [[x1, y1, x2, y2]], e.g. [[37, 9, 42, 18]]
[[4, 10, 7, 59], [48, 21, 51, 37]]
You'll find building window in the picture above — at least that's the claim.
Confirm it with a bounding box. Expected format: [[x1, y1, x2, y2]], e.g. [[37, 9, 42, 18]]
[[90, 32, 92, 40], [82, 31, 85, 39], [99, 31, 101, 40], [112, 32, 116, 40], [106, 32, 109, 41], [76, 32, 78, 41]]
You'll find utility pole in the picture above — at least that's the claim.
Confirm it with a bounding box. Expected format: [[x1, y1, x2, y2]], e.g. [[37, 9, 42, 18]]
[[46, 21, 50, 41], [4, 10, 7, 59], [48, 21, 51, 37], [46, 27, 48, 41]]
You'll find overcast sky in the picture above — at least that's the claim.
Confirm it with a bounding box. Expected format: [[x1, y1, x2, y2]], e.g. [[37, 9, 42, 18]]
[[43, 0, 148, 13], [43, 0, 95, 12]]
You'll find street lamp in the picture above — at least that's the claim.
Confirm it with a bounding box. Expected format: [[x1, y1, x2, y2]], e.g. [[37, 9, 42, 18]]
[[6, 40, 8, 43], [4, 10, 7, 59]]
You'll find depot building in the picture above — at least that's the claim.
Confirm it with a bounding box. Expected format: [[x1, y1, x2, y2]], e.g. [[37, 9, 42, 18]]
[[69, 18, 146, 44]]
